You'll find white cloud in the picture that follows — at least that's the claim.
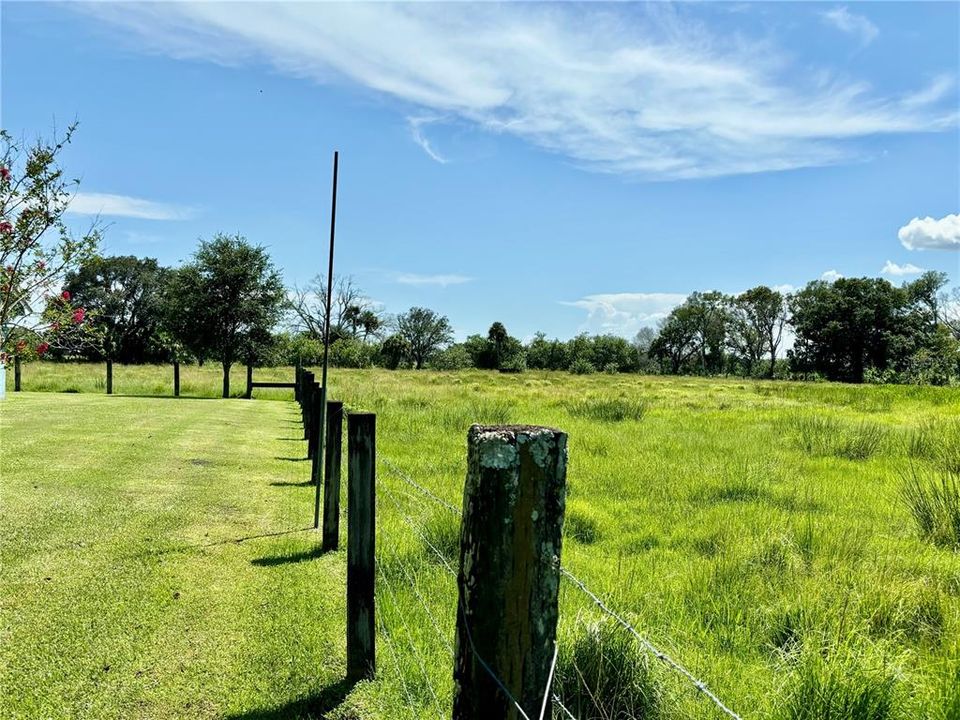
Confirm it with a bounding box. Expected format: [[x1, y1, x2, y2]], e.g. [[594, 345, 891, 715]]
[[898, 213, 960, 251], [821, 269, 843, 282], [881, 260, 925, 277], [395, 273, 471, 287], [772, 283, 796, 294], [561, 292, 686, 336], [75, 3, 957, 180], [408, 116, 448, 164], [68, 192, 194, 220], [821, 7, 879, 46]]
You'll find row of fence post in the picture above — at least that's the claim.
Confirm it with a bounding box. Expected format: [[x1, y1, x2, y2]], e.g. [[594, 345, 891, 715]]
[[293, 365, 569, 718]]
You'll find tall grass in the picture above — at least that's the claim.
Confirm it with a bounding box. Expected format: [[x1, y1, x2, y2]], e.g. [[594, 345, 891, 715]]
[[900, 467, 960, 549], [556, 621, 660, 719], [788, 415, 887, 460], [566, 397, 647, 422]]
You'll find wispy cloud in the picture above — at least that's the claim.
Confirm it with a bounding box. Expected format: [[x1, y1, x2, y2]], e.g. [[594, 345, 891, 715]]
[[68, 192, 194, 220], [821, 6, 879, 46], [898, 213, 960, 251], [76, 3, 956, 180], [395, 272, 471, 288], [562, 292, 686, 336], [881, 260, 925, 277], [821, 269, 843, 282], [408, 116, 448, 164]]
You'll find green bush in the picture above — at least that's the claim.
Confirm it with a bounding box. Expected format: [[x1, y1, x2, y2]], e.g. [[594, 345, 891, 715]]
[[569, 358, 596, 375]]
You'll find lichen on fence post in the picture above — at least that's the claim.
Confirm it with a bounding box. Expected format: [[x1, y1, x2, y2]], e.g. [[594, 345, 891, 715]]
[[453, 424, 567, 720]]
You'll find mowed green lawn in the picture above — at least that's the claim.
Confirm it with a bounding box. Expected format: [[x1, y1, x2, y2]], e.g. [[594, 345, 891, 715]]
[[1, 392, 362, 719], [3, 365, 960, 719]]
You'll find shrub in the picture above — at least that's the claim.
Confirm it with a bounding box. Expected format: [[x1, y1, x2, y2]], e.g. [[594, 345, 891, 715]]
[[602, 362, 619, 374], [901, 467, 960, 549], [556, 622, 660, 720], [569, 358, 596, 375]]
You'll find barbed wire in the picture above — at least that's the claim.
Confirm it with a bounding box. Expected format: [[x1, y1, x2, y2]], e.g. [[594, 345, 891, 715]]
[[379, 453, 743, 720], [381, 456, 461, 515]]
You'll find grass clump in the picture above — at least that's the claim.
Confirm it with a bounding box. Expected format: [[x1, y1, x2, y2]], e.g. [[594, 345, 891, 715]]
[[901, 467, 960, 549], [556, 621, 660, 720], [788, 415, 886, 460], [778, 647, 902, 720], [420, 512, 461, 567], [565, 507, 601, 545], [567, 397, 647, 422]]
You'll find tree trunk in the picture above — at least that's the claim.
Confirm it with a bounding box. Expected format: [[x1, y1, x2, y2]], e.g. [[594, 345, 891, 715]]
[[768, 349, 776, 378], [222, 362, 231, 398]]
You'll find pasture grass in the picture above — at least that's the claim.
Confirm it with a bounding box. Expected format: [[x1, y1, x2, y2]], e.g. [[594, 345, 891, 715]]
[[3, 364, 960, 719]]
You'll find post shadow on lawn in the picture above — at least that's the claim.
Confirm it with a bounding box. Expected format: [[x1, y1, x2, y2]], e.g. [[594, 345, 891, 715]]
[[224, 678, 355, 720], [251, 545, 332, 567], [269, 479, 314, 487], [274, 456, 310, 462], [148, 527, 313, 556]]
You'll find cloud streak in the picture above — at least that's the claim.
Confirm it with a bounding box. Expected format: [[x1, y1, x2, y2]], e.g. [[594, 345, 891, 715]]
[[562, 292, 686, 336], [821, 7, 879, 46], [68, 192, 194, 220], [881, 260, 925, 277], [395, 272, 471, 287], [76, 3, 957, 180], [898, 213, 960, 251]]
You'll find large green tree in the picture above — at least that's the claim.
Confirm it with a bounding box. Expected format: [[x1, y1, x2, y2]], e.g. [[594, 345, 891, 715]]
[[395, 306, 453, 369], [165, 234, 285, 397], [63, 255, 167, 363], [727, 286, 787, 377]]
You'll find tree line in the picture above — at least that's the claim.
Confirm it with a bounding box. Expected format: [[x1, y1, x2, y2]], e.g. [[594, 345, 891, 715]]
[[34, 241, 960, 388]]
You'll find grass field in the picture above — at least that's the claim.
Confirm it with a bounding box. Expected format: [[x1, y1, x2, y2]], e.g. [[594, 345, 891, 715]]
[[3, 363, 960, 719]]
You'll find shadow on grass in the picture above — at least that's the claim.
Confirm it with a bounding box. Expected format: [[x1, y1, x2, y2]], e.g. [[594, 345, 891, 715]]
[[274, 456, 310, 462], [114, 394, 224, 401], [225, 678, 355, 720], [151, 527, 314, 556], [277, 437, 306, 441], [269, 479, 315, 487], [251, 545, 331, 567]]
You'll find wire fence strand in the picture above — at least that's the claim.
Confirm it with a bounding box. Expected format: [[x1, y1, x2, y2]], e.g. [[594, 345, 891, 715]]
[[379, 453, 744, 720]]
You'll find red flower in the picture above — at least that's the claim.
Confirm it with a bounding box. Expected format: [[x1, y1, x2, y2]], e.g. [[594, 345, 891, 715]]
[[15, 340, 27, 352], [0, 220, 12, 235], [36, 342, 50, 355], [72, 308, 86, 323], [61, 290, 71, 301], [0, 167, 9, 182]]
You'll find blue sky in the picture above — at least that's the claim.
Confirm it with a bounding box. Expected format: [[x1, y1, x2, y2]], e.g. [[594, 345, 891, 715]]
[[2, 1, 958, 340]]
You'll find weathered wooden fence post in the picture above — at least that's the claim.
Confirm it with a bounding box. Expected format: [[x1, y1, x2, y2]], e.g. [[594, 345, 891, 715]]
[[294, 366, 302, 403], [347, 412, 376, 682], [308, 382, 321, 462], [173, 361, 180, 398], [302, 371, 314, 440], [14, 355, 21, 392], [106, 358, 113, 395], [245, 361, 253, 399], [453, 425, 568, 720], [322, 400, 344, 551]]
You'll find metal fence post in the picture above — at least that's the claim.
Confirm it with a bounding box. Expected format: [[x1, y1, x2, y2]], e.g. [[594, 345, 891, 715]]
[[347, 412, 376, 682], [173, 361, 180, 397], [452, 424, 568, 720], [14, 355, 21, 392], [106, 358, 113, 395]]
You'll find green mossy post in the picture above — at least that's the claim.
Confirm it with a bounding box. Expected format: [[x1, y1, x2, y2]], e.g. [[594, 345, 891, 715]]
[[106, 358, 113, 395], [14, 355, 21, 392], [173, 361, 180, 397], [347, 412, 376, 683], [453, 425, 568, 720], [322, 400, 344, 551]]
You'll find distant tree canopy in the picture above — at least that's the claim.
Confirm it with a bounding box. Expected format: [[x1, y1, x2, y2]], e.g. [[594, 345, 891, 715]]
[[164, 234, 286, 397], [63, 255, 167, 363], [789, 272, 951, 384], [396, 306, 454, 369], [288, 276, 384, 343]]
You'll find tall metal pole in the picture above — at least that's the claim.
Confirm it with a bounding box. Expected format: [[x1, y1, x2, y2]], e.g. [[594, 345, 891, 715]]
[[314, 150, 339, 528]]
